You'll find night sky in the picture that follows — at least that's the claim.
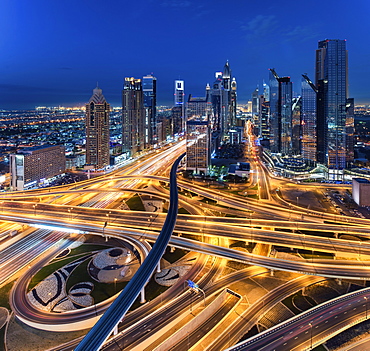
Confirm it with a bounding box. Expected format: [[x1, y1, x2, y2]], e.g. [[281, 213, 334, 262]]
[[2, 0, 370, 109]]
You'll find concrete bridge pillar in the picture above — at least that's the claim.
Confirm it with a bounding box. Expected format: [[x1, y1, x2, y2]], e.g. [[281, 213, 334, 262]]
[[157, 261, 161, 273], [113, 324, 118, 335], [270, 269, 274, 276], [141, 288, 146, 304]]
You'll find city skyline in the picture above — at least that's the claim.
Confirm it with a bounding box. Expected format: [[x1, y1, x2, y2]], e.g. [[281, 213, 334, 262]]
[[2, 0, 370, 109]]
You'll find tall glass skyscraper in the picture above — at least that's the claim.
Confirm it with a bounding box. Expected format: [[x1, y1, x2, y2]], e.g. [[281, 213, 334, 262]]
[[301, 75, 317, 164], [269, 69, 292, 155], [122, 78, 144, 156], [142, 74, 157, 146], [85, 86, 110, 169], [315, 39, 348, 178]]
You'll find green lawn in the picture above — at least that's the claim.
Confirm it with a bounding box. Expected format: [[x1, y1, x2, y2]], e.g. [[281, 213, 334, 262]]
[[126, 194, 145, 211], [163, 247, 188, 264]]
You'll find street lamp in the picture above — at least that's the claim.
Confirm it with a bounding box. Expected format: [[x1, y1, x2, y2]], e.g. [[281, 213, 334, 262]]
[[106, 211, 111, 225], [33, 204, 37, 216], [309, 322, 313, 350], [365, 297, 368, 319]]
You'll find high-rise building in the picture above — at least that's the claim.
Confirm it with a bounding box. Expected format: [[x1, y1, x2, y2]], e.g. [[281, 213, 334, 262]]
[[258, 94, 270, 143], [174, 80, 185, 134], [269, 69, 293, 155], [143, 74, 157, 145], [85, 86, 110, 169], [122, 77, 145, 156], [346, 97, 355, 167], [301, 75, 317, 164], [315, 39, 348, 179], [291, 97, 302, 155], [185, 87, 212, 175], [211, 61, 237, 141], [10, 145, 66, 190]]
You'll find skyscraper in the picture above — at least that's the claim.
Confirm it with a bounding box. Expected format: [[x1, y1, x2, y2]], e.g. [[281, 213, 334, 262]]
[[185, 86, 212, 175], [269, 69, 293, 155], [291, 96, 302, 155], [301, 75, 317, 164], [85, 86, 110, 169], [315, 39, 348, 178], [174, 80, 185, 134], [211, 61, 237, 141], [122, 78, 145, 156], [143, 74, 157, 146]]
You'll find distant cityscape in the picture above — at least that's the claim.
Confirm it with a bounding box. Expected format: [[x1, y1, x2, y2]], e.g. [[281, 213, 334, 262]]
[[4, 36, 370, 351], [1, 39, 370, 193]]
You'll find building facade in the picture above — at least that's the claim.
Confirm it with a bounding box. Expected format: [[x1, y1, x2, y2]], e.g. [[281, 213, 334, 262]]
[[211, 61, 237, 141], [185, 90, 212, 175], [122, 78, 145, 156], [269, 69, 293, 155], [352, 178, 370, 206], [143, 74, 157, 146], [301, 75, 317, 164], [315, 39, 348, 179], [10, 144, 66, 190], [174, 80, 185, 134], [85, 86, 110, 169]]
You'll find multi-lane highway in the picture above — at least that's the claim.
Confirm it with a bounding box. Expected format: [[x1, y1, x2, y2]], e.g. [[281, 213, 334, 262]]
[[1, 139, 370, 351]]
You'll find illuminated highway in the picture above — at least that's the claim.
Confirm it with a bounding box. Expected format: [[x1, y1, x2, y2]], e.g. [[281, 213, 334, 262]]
[[1, 140, 370, 351]]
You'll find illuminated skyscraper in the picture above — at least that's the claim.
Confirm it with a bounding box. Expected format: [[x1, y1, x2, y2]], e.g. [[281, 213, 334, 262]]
[[174, 80, 185, 133], [211, 61, 237, 141], [143, 74, 157, 145], [315, 39, 348, 179], [185, 87, 212, 175], [122, 78, 145, 156], [301, 75, 317, 164], [269, 69, 292, 155], [85, 86, 110, 169]]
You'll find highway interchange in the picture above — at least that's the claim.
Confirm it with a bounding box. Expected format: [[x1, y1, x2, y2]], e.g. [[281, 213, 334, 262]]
[[1, 138, 370, 350]]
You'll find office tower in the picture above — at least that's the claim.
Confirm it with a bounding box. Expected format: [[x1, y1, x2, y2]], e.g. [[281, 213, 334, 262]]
[[301, 75, 317, 164], [269, 69, 293, 155], [10, 145, 66, 190], [230, 77, 237, 127], [174, 80, 185, 133], [315, 39, 348, 178], [251, 86, 259, 135], [171, 105, 183, 137], [143, 74, 157, 145], [85, 86, 110, 169], [211, 61, 237, 141], [346, 98, 354, 167], [211, 72, 223, 134], [258, 94, 270, 143], [186, 120, 210, 175], [186, 94, 212, 122], [122, 77, 145, 156], [185, 87, 212, 175], [291, 97, 302, 155], [174, 80, 185, 105]]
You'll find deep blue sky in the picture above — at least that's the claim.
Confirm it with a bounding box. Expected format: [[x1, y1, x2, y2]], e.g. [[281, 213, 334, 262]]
[[2, 0, 370, 109]]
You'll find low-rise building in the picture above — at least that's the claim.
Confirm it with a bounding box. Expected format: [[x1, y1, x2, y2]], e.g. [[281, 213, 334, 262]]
[[352, 178, 370, 206], [10, 144, 66, 190]]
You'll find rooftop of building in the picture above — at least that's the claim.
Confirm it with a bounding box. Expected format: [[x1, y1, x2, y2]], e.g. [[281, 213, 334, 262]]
[[353, 178, 370, 184]]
